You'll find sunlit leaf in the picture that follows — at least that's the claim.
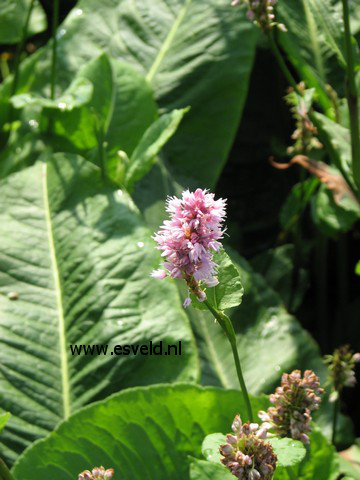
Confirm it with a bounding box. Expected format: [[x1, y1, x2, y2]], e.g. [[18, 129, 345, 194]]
[[12, 385, 269, 480], [0, 152, 198, 464]]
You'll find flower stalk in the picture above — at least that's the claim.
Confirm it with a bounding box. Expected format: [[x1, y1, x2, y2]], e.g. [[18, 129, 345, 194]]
[[50, 0, 60, 101], [341, 0, 360, 192], [204, 300, 254, 422]]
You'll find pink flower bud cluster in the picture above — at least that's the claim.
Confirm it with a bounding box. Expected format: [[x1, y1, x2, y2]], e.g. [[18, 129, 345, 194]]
[[220, 415, 276, 479], [231, 0, 287, 33], [78, 466, 114, 480], [324, 345, 360, 400], [151, 189, 226, 307], [258, 370, 324, 444]]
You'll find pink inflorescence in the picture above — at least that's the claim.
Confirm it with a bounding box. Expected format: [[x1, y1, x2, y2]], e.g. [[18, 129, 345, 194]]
[[78, 466, 114, 480], [258, 370, 324, 444], [220, 415, 277, 480], [151, 189, 226, 307]]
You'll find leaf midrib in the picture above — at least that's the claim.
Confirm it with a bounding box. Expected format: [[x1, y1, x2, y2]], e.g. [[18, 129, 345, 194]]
[[42, 162, 70, 419], [146, 0, 192, 83]]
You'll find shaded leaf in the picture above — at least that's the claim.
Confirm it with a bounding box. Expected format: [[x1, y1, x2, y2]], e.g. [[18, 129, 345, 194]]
[[280, 178, 319, 232], [251, 245, 309, 312], [311, 185, 360, 236], [12, 385, 269, 480], [0, 152, 198, 464]]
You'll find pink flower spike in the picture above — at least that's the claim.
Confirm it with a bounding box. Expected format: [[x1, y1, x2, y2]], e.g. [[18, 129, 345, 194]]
[[151, 189, 227, 302], [151, 269, 167, 279]]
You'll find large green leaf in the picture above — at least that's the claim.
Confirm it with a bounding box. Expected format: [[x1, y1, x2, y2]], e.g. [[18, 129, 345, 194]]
[[9, 0, 258, 187], [12, 384, 269, 480], [0, 0, 47, 44], [0, 153, 199, 465]]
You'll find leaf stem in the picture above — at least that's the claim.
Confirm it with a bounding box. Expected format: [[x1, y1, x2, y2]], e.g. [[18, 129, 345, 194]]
[[50, 0, 60, 101], [6, 0, 35, 134], [341, 0, 360, 191], [0, 458, 15, 480], [332, 397, 339, 445], [203, 300, 254, 422], [267, 31, 299, 93], [10, 0, 35, 97]]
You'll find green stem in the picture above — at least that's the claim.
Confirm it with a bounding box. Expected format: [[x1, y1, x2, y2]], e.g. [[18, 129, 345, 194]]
[[267, 31, 299, 93], [50, 0, 60, 101], [6, 0, 35, 132], [10, 0, 35, 97], [204, 300, 254, 422], [332, 397, 339, 445], [0, 458, 15, 480], [341, 0, 360, 191], [286, 466, 297, 480]]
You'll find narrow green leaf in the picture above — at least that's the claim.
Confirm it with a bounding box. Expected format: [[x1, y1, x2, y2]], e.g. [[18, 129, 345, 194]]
[[202, 433, 226, 464], [12, 385, 269, 480], [314, 112, 354, 186], [266, 437, 306, 468], [0, 412, 10, 434], [189, 458, 234, 480], [124, 107, 189, 190]]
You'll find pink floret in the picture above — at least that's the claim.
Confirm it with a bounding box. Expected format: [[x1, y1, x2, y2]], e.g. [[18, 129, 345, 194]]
[[151, 189, 226, 296]]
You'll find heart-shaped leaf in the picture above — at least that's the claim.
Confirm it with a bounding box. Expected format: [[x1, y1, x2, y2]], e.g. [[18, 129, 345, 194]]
[[0, 152, 198, 464], [12, 384, 269, 480], [266, 437, 306, 468], [202, 433, 226, 464], [191, 249, 244, 311]]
